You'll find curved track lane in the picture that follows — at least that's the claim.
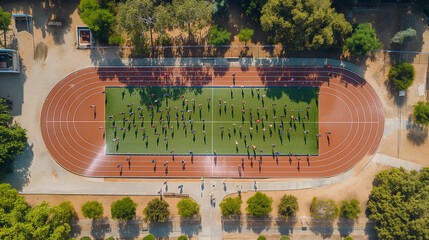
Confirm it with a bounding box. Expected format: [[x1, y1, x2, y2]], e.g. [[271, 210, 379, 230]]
[[40, 66, 384, 178]]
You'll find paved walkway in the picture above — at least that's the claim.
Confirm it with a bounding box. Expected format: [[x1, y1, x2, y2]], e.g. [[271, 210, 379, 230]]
[[374, 153, 425, 171]]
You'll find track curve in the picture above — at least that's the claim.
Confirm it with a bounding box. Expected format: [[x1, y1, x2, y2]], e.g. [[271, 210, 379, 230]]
[[40, 66, 384, 178]]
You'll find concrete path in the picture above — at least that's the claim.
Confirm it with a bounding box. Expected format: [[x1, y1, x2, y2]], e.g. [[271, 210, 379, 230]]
[[374, 153, 425, 171]]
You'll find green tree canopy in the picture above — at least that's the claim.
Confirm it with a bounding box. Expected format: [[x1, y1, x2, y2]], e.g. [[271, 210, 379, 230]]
[[277, 194, 299, 219], [344, 237, 354, 240], [340, 199, 361, 220], [143, 198, 170, 223], [391, 28, 417, 44], [238, 28, 254, 45], [0, 6, 12, 47], [143, 234, 155, 240], [310, 197, 339, 219], [280, 235, 291, 240], [79, 237, 91, 240], [208, 25, 231, 46], [172, 0, 213, 39], [0, 183, 75, 240], [388, 62, 415, 91], [257, 235, 267, 240], [219, 196, 242, 216], [246, 192, 273, 216], [413, 101, 429, 125], [111, 197, 137, 220], [260, 0, 352, 50], [344, 23, 382, 55], [367, 167, 429, 240], [78, 0, 114, 43], [81, 200, 104, 219], [178, 235, 188, 240], [241, 0, 267, 23], [177, 199, 200, 218], [0, 99, 27, 176]]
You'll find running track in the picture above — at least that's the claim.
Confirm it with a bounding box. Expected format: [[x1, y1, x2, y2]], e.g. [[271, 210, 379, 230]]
[[40, 66, 385, 178]]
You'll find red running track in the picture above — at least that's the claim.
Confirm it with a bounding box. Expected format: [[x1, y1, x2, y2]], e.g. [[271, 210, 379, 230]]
[[40, 66, 385, 178]]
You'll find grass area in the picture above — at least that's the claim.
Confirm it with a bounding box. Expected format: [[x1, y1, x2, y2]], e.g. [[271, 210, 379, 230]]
[[105, 86, 319, 155]]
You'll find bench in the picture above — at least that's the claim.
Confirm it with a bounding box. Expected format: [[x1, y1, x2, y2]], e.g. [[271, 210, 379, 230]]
[[48, 22, 62, 27]]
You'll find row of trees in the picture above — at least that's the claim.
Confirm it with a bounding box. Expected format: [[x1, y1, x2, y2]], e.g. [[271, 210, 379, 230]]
[[82, 197, 199, 223], [219, 191, 362, 220]]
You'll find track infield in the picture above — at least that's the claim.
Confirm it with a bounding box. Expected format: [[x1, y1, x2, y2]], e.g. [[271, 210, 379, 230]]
[[41, 65, 385, 178], [105, 86, 319, 155]]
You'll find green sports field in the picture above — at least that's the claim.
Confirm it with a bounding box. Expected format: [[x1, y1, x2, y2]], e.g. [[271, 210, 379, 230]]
[[105, 86, 319, 155]]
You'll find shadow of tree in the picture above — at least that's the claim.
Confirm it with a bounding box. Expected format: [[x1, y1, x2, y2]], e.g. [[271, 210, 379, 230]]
[[406, 122, 428, 146], [221, 215, 242, 233], [91, 218, 111, 240], [118, 219, 141, 239], [275, 216, 298, 236], [3, 143, 33, 191], [148, 220, 173, 238], [246, 215, 272, 234], [180, 215, 202, 237], [309, 219, 335, 239], [337, 218, 355, 238]]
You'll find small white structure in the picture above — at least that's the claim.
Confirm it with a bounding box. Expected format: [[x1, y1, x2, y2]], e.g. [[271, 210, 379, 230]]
[[76, 26, 94, 49], [0, 49, 20, 73]]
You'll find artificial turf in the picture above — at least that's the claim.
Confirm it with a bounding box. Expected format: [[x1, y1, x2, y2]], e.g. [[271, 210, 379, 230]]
[[105, 86, 319, 155]]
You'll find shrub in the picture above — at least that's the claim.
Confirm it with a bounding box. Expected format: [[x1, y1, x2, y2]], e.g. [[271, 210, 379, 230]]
[[177, 199, 200, 218], [143, 234, 155, 240], [246, 192, 273, 216], [158, 33, 172, 46], [389, 62, 415, 91], [219, 196, 242, 216], [105, 237, 115, 240], [108, 34, 125, 46], [143, 198, 170, 223], [280, 236, 290, 240], [80, 237, 91, 240], [208, 25, 231, 46], [277, 194, 299, 219], [81, 200, 104, 219], [413, 101, 429, 125], [142, 234, 155, 240], [111, 197, 137, 220], [340, 199, 361, 220], [310, 197, 339, 219], [178, 235, 188, 240], [391, 28, 416, 44], [238, 28, 254, 45], [257, 236, 267, 240], [344, 23, 382, 55], [344, 237, 354, 240]]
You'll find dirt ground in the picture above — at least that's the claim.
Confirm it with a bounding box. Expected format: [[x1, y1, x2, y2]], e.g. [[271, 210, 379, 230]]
[[23, 194, 186, 219]]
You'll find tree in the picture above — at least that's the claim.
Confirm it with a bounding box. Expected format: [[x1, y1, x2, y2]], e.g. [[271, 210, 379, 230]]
[[143, 234, 155, 240], [208, 25, 231, 46], [79, 237, 91, 240], [177, 199, 199, 218], [117, 0, 156, 47], [257, 236, 267, 240], [111, 197, 137, 220], [340, 199, 361, 220], [219, 196, 242, 216], [0, 183, 75, 240], [280, 236, 291, 240], [344, 23, 382, 55], [143, 198, 170, 223], [310, 197, 339, 219], [213, 0, 229, 19], [178, 235, 188, 240], [388, 62, 415, 91], [81, 200, 104, 219], [277, 194, 299, 219], [413, 101, 429, 125], [0, 99, 27, 176], [238, 28, 254, 45], [344, 237, 354, 240], [391, 28, 417, 44], [0, 6, 11, 47], [78, 0, 114, 43], [172, 0, 213, 40], [368, 167, 429, 240], [241, 0, 267, 23], [246, 192, 273, 216], [261, 0, 352, 50]]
